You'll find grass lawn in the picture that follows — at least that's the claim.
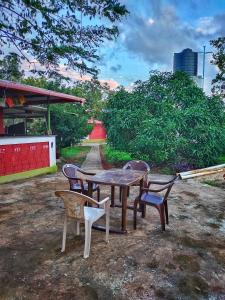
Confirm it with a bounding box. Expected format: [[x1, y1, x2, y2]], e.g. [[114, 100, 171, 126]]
[[60, 145, 91, 166]]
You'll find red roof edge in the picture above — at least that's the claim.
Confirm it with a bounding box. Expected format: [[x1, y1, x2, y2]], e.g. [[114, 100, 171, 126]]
[[0, 80, 86, 104]]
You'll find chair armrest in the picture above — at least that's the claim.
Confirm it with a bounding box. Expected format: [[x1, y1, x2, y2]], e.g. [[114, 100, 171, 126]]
[[98, 197, 110, 211], [98, 197, 110, 205], [89, 197, 110, 209], [142, 182, 174, 193], [79, 169, 96, 176], [147, 175, 179, 187]]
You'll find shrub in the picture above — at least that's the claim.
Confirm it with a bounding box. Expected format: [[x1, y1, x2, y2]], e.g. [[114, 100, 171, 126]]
[[103, 145, 132, 166]]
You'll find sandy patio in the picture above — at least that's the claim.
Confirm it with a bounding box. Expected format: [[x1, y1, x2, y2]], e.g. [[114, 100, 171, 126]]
[[0, 169, 225, 300]]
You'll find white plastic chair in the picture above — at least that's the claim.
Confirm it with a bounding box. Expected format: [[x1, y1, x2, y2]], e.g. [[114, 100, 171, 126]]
[[55, 190, 110, 258]]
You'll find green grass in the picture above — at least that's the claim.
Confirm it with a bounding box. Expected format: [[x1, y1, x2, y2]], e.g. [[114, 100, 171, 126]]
[[60, 146, 91, 166], [202, 179, 225, 189]]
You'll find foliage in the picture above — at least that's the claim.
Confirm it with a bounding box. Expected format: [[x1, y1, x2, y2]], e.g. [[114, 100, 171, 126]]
[[103, 145, 132, 165], [210, 37, 225, 94], [71, 79, 110, 119], [27, 118, 46, 135], [103, 71, 225, 168], [50, 103, 89, 148], [0, 53, 24, 80], [22, 77, 91, 147], [210, 37, 225, 84], [0, 0, 128, 76], [22, 76, 109, 119], [60, 145, 91, 166]]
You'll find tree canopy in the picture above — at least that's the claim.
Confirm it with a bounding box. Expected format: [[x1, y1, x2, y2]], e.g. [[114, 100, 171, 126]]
[[0, 0, 128, 76], [210, 37, 225, 94], [22, 76, 108, 147], [103, 71, 225, 169], [0, 53, 24, 81]]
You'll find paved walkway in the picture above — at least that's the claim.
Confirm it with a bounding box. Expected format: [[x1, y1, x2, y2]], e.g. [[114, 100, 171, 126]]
[[81, 145, 103, 173]]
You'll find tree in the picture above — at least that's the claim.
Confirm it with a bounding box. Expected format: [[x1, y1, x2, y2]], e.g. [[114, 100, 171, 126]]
[[69, 79, 110, 119], [22, 76, 90, 147], [103, 71, 225, 168], [50, 103, 89, 148], [0, 0, 128, 76], [0, 52, 24, 80], [210, 37, 225, 95]]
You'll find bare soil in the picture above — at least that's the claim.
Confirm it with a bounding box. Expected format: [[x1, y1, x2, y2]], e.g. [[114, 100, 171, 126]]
[[0, 172, 225, 300]]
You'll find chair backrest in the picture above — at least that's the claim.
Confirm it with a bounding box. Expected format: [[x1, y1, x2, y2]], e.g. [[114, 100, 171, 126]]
[[123, 160, 150, 172], [163, 176, 179, 201], [62, 164, 80, 181], [62, 164, 84, 191], [55, 190, 97, 220]]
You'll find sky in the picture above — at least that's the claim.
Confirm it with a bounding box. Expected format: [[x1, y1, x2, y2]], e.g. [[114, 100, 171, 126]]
[[92, 0, 225, 92]]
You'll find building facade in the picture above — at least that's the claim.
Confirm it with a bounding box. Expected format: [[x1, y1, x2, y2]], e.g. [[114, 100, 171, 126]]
[[173, 48, 198, 76]]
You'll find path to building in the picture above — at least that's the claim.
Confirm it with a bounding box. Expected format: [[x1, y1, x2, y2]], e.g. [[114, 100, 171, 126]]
[[81, 145, 103, 173]]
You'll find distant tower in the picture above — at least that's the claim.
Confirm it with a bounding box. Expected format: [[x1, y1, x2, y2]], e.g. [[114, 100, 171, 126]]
[[173, 48, 198, 76]]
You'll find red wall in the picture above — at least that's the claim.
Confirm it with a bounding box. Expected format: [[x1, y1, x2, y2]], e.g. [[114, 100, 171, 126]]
[[0, 107, 4, 134], [0, 142, 49, 176], [89, 123, 106, 140]]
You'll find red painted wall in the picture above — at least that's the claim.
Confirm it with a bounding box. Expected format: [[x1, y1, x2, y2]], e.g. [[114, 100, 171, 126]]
[[89, 123, 106, 140], [0, 142, 49, 176], [0, 107, 4, 134]]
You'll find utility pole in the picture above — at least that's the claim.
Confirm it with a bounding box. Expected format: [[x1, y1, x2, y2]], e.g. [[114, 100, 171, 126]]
[[198, 45, 212, 90]]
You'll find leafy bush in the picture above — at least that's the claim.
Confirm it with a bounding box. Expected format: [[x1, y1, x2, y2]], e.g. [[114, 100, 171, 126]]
[[103, 145, 132, 166], [103, 71, 225, 168]]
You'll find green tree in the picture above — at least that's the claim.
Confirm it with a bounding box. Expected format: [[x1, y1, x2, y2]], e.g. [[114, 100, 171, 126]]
[[0, 53, 24, 80], [0, 0, 128, 76], [210, 37, 225, 94], [103, 71, 225, 168], [50, 103, 89, 148], [22, 76, 90, 147], [70, 79, 110, 119]]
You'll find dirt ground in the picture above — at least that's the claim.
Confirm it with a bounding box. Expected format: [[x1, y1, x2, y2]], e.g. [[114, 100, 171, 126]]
[[0, 171, 225, 300]]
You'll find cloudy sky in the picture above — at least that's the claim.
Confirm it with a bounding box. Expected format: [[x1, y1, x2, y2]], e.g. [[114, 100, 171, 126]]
[[94, 0, 225, 92]]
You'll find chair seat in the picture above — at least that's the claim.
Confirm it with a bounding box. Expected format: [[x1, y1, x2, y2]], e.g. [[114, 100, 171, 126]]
[[84, 206, 105, 223], [71, 183, 98, 192], [141, 192, 164, 205]]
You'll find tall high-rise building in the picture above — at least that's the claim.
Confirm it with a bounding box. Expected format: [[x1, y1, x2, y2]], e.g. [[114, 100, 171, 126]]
[[173, 48, 198, 76]]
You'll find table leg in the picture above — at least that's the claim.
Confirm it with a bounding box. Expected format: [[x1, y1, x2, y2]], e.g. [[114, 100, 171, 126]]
[[111, 186, 115, 207], [121, 186, 128, 233], [88, 182, 93, 198]]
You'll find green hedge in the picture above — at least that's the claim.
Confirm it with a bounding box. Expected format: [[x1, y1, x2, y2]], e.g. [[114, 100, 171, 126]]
[[103, 145, 132, 165]]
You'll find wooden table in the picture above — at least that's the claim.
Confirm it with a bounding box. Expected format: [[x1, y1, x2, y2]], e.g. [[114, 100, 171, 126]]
[[86, 169, 147, 233]]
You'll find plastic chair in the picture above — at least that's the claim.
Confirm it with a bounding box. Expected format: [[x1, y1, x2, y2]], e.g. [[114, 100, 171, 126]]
[[55, 190, 110, 258], [123, 160, 150, 184], [133, 176, 178, 231], [118, 160, 150, 203], [62, 164, 100, 201]]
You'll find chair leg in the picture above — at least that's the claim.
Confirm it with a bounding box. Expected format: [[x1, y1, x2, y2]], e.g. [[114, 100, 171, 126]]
[[61, 215, 67, 252], [76, 221, 80, 235], [133, 198, 139, 229], [97, 187, 100, 202], [158, 205, 166, 231], [141, 203, 146, 218], [164, 201, 169, 225], [84, 220, 92, 258]]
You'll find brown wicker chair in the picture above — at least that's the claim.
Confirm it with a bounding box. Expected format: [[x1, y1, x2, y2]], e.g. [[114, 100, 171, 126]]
[[62, 164, 100, 201], [133, 175, 178, 231]]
